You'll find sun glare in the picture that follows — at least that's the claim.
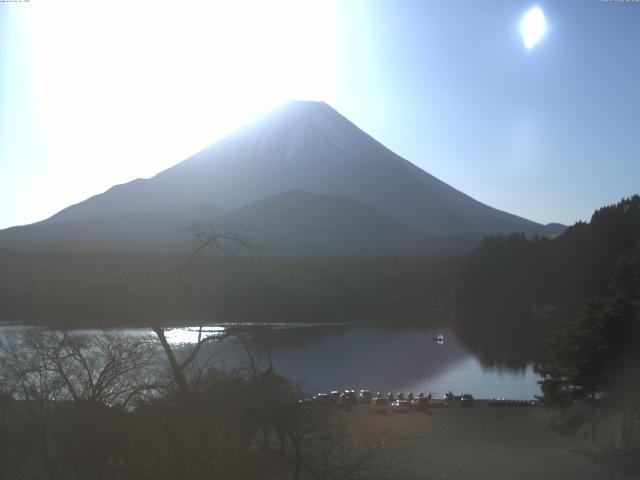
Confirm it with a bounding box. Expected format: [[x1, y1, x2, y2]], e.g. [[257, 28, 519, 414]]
[[21, 0, 336, 207], [520, 7, 546, 50]]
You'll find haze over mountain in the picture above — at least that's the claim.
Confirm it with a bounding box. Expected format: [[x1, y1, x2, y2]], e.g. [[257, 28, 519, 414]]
[[217, 190, 474, 256], [0, 101, 563, 255]]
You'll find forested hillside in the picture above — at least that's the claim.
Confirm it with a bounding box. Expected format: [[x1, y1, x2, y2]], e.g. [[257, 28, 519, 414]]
[[0, 251, 457, 326], [460, 196, 640, 312], [456, 195, 640, 365]]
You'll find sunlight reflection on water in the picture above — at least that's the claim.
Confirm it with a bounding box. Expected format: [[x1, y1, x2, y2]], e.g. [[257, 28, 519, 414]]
[[0, 322, 542, 399], [164, 326, 226, 344]]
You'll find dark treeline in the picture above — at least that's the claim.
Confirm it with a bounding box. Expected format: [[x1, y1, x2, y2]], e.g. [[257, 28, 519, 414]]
[[536, 220, 640, 478], [456, 195, 640, 366], [537, 243, 640, 438], [4, 196, 638, 374], [0, 251, 458, 326], [460, 195, 640, 315], [0, 329, 382, 480], [458, 196, 640, 476]]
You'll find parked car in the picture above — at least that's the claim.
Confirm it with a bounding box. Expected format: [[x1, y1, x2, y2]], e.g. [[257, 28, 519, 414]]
[[312, 393, 332, 406], [445, 391, 461, 401], [429, 393, 449, 408], [358, 389, 373, 403], [369, 397, 389, 414], [343, 390, 358, 405], [391, 399, 411, 413], [460, 394, 475, 407], [330, 390, 340, 403], [489, 398, 536, 407]]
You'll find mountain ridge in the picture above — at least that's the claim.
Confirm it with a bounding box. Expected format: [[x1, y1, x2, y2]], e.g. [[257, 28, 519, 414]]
[[0, 100, 565, 255]]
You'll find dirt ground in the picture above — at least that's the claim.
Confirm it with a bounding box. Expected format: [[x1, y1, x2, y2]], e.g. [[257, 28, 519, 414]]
[[338, 400, 616, 480]]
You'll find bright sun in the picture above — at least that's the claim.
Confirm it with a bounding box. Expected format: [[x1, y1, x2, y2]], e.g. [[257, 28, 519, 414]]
[[520, 7, 547, 50]]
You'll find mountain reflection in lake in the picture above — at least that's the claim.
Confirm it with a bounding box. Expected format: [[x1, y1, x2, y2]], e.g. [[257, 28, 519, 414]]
[[164, 323, 541, 400]]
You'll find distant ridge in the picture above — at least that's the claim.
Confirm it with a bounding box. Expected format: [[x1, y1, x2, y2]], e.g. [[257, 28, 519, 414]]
[[218, 190, 475, 256]]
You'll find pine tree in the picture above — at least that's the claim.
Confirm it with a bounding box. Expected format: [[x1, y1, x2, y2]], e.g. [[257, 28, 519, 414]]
[[537, 242, 640, 444]]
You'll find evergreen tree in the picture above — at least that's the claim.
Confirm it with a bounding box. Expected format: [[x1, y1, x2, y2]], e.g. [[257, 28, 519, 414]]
[[536, 242, 640, 444]]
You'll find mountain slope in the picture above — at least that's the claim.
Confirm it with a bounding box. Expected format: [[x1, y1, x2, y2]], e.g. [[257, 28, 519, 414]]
[[42, 101, 560, 236], [0, 210, 205, 253], [0, 191, 474, 255], [0, 100, 564, 254], [218, 190, 470, 256]]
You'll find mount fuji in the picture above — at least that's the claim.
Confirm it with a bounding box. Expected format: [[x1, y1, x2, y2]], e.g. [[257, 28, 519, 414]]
[[0, 101, 564, 255]]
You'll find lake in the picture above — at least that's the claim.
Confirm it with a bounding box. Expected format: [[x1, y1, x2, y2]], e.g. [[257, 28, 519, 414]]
[[0, 322, 541, 399]]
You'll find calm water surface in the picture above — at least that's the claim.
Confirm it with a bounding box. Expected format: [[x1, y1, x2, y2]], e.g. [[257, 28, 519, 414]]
[[0, 322, 541, 399]]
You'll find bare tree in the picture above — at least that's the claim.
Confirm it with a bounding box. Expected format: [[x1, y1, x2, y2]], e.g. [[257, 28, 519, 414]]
[[271, 397, 385, 480], [0, 329, 161, 480], [150, 324, 238, 398], [0, 329, 160, 408], [139, 224, 385, 480], [149, 222, 265, 398], [187, 221, 266, 264]]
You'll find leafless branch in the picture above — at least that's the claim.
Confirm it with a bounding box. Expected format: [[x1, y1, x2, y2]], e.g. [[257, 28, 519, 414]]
[[186, 221, 266, 267]]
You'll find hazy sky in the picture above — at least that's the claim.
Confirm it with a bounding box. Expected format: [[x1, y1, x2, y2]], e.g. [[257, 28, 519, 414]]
[[1, 0, 639, 229]]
